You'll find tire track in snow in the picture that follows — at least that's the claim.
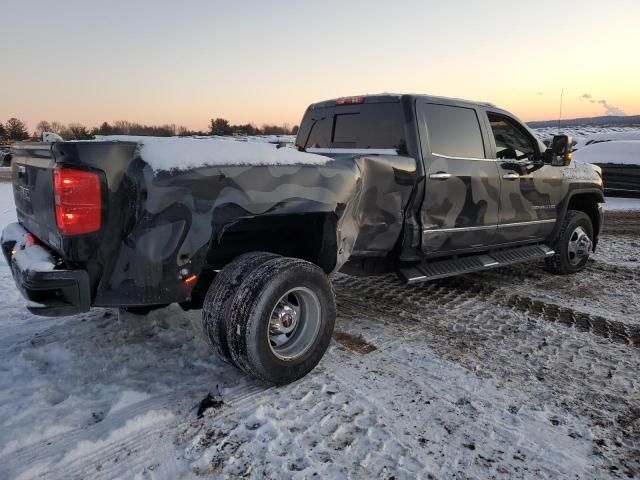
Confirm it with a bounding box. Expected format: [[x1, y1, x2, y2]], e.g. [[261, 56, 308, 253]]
[[333, 272, 640, 478], [326, 345, 598, 479], [334, 272, 640, 349], [2, 377, 274, 480]]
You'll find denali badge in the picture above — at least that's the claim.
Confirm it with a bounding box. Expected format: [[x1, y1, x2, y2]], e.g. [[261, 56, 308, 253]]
[[532, 204, 556, 210]]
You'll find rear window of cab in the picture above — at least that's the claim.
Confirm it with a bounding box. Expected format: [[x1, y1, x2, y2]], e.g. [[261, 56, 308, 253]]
[[296, 103, 407, 153]]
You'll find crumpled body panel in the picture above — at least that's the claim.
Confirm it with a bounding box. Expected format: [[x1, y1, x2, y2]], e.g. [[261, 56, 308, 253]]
[[95, 154, 417, 306]]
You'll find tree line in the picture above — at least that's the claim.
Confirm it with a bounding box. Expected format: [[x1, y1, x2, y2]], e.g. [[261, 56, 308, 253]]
[[0, 117, 299, 143]]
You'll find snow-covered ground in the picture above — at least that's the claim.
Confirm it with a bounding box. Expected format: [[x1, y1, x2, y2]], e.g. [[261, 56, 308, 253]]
[[604, 197, 640, 211], [1, 186, 639, 478]]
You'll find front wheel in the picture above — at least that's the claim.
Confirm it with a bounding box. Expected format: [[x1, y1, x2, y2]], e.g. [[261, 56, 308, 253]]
[[546, 210, 594, 274], [226, 257, 336, 384]]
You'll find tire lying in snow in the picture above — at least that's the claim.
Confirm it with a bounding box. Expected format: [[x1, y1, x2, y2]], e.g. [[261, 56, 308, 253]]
[[226, 256, 336, 384], [201, 252, 278, 365]]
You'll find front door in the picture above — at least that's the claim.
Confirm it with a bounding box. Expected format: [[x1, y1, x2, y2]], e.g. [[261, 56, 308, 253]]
[[416, 101, 502, 255], [484, 112, 563, 243]]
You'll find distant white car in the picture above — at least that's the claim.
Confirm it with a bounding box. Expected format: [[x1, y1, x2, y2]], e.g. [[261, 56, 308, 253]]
[[42, 132, 64, 143]]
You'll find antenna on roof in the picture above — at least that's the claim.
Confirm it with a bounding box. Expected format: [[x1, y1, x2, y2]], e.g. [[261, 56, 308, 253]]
[[557, 88, 564, 133]]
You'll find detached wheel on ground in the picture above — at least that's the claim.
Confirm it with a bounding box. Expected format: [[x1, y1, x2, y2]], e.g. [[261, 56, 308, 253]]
[[201, 252, 278, 365], [546, 210, 594, 275], [226, 257, 336, 384]]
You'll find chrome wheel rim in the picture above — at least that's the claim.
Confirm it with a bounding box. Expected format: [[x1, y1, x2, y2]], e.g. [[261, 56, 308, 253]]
[[267, 287, 321, 361], [567, 226, 592, 265]]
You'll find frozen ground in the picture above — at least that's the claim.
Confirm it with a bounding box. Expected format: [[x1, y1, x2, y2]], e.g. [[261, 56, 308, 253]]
[[0, 186, 639, 479]]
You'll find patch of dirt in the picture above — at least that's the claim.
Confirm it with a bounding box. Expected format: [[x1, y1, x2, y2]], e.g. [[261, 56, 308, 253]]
[[333, 331, 377, 354], [196, 393, 224, 418], [604, 210, 640, 236]]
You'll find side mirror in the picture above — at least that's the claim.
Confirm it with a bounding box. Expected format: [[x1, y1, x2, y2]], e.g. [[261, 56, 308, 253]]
[[549, 134, 573, 166]]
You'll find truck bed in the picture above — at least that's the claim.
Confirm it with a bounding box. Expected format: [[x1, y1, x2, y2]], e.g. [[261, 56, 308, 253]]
[[4, 138, 416, 313]]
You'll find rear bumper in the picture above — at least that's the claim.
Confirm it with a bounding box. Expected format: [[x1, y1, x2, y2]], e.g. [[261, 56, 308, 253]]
[[1, 223, 90, 317]]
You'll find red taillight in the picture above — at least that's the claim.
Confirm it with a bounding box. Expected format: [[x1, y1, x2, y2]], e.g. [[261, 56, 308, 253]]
[[336, 96, 365, 105], [53, 167, 102, 236]]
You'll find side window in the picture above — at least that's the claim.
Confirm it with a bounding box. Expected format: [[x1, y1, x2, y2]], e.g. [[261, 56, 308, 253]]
[[487, 114, 537, 161], [304, 117, 333, 148], [419, 103, 485, 159]]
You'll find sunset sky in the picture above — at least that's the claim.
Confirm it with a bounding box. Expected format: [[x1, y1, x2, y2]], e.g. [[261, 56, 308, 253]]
[[1, 0, 638, 132]]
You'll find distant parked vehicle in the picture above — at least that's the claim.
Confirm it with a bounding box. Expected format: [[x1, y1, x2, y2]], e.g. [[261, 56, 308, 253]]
[[573, 140, 640, 197], [0, 147, 12, 167], [595, 163, 640, 197]]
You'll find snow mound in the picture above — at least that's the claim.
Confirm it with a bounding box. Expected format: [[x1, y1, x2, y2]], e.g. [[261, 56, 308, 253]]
[[532, 126, 640, 146], [573, 140, 640, 166], [1, 223, 56, 273], [580, 131, 640, 145], [93, 135, 330, 172], [604, 197, 640, 211]]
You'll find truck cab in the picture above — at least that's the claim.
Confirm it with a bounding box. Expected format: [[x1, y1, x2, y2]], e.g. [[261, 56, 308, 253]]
[[296, 94, 604, 280]]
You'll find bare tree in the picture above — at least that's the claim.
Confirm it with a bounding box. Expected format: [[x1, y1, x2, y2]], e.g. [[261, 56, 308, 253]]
[[35, 120, 52, 138], [67, 123, 92, 140], [49, 121, 68, 136]]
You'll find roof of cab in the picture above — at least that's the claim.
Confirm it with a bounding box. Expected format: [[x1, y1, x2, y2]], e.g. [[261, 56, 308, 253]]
[[309, 93, 496, 110]]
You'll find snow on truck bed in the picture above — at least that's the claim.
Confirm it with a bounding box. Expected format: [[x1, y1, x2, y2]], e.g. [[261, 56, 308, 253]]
[[93, 135, 329, 171]]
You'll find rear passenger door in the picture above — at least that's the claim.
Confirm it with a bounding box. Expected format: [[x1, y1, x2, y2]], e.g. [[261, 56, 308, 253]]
[[416, 101, 501, 255]]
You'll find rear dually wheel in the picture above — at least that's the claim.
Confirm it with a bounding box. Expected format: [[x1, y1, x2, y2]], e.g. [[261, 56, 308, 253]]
[[226, 256, 336, 384]]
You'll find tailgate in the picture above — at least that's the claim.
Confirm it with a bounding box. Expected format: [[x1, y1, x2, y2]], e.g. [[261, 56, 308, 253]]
[[10, 143, 62, 252]]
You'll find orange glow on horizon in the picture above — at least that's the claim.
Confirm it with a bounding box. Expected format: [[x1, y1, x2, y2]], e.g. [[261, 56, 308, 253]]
[[1, 1, 638, 131]]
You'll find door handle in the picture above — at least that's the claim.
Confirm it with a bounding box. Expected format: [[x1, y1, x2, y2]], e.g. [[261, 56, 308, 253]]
[[503, 172, 520, 180], [429, 172, 451, 180]]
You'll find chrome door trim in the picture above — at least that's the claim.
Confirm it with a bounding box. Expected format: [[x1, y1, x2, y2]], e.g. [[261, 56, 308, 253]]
[[432, 152, 495, 162], [423, 218, 555, 234], [423, 224, 496, 234], [496, 219, 555, 228]]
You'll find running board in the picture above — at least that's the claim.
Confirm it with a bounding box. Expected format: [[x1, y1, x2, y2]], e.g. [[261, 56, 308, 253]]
[[398, 244, 555, 284]]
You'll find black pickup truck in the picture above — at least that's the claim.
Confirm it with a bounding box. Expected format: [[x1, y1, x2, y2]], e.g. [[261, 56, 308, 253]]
[[2, 94, 604, 384]]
